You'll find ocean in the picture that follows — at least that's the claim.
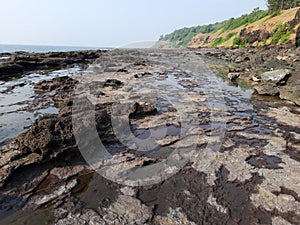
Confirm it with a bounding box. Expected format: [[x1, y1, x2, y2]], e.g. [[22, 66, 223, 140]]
[[0, 44, 111, 53]]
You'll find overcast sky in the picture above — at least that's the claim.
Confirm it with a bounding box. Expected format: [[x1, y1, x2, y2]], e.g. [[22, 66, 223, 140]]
[[0, 0, 266, 47]]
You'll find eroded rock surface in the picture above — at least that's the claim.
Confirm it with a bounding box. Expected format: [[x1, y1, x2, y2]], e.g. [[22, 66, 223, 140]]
[[196, 45, 300, 105], [0, 49, 299, 225]]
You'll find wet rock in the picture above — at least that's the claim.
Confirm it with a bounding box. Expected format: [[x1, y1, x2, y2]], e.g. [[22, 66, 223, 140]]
[[0, 142, 42, 188], [1, 48, 300, 224], [129, 102, 158, 118], [98, 153, 158, 186], [1, 50, 105, 80], [26, 179, 78, 209], [227, 72, 240, 81], [179, 80, 198, 88], [35, 76, 78, 93], [103, 79, 123, 89], [0, 170, 49, 213], [246, 153, 283, 169], [16, 114, 75, 159], [250, 137, 300, 222], [0, 63, 23, 78], [267, 107, 300, 127], [253, 83, 279, 96], [252, 69, 291, 96], [53, 196, 84, 220], [50, 165, 87, 180], [0, 110, 77, 187], [134, 72, 152, 78], [192, 146, 257, 185]]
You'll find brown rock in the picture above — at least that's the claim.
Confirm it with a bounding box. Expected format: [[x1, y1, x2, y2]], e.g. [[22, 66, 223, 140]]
[[253, 83, 279, 96], [279, 86, 300, 105]]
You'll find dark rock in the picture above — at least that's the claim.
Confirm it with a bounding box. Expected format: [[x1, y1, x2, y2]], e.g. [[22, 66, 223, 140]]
[[103, 79, 123, 88], [40, 58, 67, 67], [35, 76, 78, 93], [253, 83, 279, 96], [280, 86, 300, 105], [0, 50, 106, 80], [0, 63, 23, 78], [240, 29, 270, 44], [288, 8, 300, 30], [228, 72, 240, 81], [129, 102, 158, 119], [263, 59, 291, 71], [296, 25, 300, 47], [16, 114, 75, 160]]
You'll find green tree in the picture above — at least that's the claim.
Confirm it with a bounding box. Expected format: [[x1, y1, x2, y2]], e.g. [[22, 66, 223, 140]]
[[266, 0, 300, 12]]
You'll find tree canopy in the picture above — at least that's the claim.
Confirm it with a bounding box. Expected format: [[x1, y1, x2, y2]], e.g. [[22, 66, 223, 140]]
[[266, 0, 300, 12]]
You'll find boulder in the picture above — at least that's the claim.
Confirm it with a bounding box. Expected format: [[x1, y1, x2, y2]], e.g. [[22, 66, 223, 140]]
[[253, 83, 279, 96], [279, 86, 300, 106], [260, 69, 291, 85]]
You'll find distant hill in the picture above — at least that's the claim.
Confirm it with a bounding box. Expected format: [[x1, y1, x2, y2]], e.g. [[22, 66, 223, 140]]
[[156, 7, 300, 48]]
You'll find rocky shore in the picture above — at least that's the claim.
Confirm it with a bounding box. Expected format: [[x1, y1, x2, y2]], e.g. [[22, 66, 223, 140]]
[[0, 50, 106, 80], [194, 45, 300, 106], [0, 48, 299, 225]]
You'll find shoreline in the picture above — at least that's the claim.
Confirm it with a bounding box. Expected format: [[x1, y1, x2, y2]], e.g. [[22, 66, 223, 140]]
[[0, 50, 107, 80], [0, 48, 299, 225]]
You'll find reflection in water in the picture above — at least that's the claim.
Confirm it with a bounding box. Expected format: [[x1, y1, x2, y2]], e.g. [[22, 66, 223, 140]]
[[0, 67, 83, 144]]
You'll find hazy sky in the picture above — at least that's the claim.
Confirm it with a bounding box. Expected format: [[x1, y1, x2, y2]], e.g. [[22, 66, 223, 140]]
[[0, 0, 266, 47]]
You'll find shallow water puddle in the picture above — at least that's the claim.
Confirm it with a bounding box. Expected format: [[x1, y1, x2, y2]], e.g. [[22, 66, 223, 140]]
[[0, 67, 83, 144]]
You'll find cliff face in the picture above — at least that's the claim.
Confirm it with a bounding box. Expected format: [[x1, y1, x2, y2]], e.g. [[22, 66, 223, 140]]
[[189, 7, 300, 48]]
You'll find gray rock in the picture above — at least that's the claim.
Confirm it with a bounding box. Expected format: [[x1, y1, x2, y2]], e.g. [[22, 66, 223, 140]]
[[260, 69, 290, 84], [253, 83, 279, 96], [55, 209, 105, 225], [50, 165, 87, 180], [26, 179, 78, 208], [154, 208, 197, 225], [103, 195, 152, 224], [120, 186, 137, 197], [252, 76, 261, 82], [279, 86, 300, 106]]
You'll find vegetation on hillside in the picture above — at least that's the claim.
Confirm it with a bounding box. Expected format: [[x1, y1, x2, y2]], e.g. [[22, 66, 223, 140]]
[[159, 1, 300, 48], [220, 8, 269, 32], [159, 8, 268, 47], [270, 23, 293, 44], [159, 22, 225, 47]]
